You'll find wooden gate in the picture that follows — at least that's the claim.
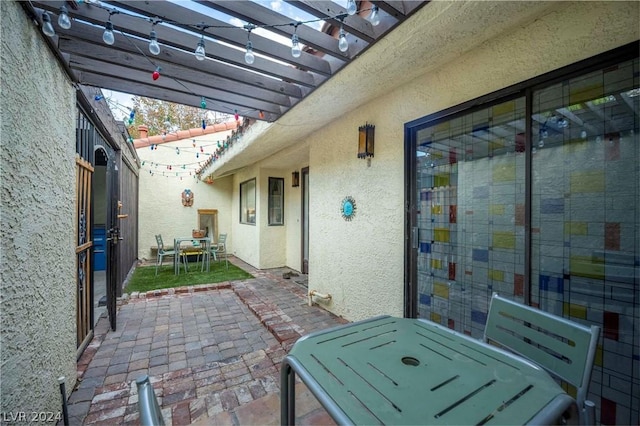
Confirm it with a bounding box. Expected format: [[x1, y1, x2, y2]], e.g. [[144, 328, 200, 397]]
[[76, 154, 94, 353]]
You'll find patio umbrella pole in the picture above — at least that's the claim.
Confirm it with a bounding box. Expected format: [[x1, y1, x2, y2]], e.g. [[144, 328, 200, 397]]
[[58, 376, 69, 425]]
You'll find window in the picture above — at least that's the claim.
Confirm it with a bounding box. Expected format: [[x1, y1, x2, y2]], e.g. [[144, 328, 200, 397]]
[[268, 177, 284, 225], [240, 179, 256, 225]]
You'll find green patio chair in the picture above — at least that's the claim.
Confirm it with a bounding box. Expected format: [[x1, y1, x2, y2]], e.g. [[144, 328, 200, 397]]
[[136, 375, 165, 426], [154, 234, 177, 276], [211, 233, 228, 269], [484, 293, 600, 425]]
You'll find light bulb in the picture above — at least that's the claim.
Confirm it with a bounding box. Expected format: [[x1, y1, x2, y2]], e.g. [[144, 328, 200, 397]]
[[338, 28, 348, 52], [538, 138, 544, 148], [291, 34, 301, 58], [245, 41, 255, 64], [194, 37, 205, 61], [103, 21, 115, 45], [58, 5, 71, 30], [581, 130, 587, 139], [149, 30, 160, 55], [346, 0, 357, 15], [41, 12, 55, 37], [368, 5, 380, 26]]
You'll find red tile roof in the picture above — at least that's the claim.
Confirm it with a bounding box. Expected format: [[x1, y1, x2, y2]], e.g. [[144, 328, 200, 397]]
[[133, 120, 241, 149]]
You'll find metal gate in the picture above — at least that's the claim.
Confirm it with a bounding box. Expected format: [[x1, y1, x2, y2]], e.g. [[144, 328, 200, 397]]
[[76, 154, 94, 353], [76, 108, 121, 355]]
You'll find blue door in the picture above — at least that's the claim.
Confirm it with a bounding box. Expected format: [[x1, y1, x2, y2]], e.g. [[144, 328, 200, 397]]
[[93, 227, 106, 271]]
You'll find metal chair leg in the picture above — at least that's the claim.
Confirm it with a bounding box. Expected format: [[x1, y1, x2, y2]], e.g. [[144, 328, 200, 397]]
[[155, 253, 163, 276], [583, 400, 596, 426]]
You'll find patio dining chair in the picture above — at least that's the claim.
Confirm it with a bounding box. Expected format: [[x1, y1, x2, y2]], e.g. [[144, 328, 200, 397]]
[[155, 234, 177, 276], [179, 240, 205, 273], [211, 233, 228, 269], [484, 293, 600, 425]]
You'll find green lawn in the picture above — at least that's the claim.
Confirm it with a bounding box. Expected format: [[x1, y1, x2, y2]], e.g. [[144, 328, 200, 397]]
[[124, 259, 253, 293]]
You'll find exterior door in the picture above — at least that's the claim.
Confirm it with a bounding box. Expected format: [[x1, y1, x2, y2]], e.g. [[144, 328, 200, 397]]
[[406, 97, 527, 329], [301, 167, 309, 274]]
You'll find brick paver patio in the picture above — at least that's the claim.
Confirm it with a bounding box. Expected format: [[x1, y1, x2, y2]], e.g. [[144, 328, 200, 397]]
[[67, 258, 346, 425]]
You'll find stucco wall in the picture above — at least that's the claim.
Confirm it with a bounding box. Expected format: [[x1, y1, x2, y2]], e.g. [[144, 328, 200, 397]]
[[307, 1, 639, 321], [136, 133, 234, 260], [231, 166, 260, 267], [1, 0, 78, 413], [259, 169, 288, 269]]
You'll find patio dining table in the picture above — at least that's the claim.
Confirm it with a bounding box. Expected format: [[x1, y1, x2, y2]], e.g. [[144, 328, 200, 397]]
[[173, 236, 211, 275], [281, 316, 577, 425]]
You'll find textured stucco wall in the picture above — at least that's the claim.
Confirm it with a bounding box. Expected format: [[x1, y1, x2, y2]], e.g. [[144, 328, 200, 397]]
[[307, 1, 639, 321], [136, 134, 234, 260], [1, 0, 78, 413], [231, 166, 261, 267]]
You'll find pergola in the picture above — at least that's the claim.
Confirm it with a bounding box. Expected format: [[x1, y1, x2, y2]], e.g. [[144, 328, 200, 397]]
[[25, 1, 428, 122]]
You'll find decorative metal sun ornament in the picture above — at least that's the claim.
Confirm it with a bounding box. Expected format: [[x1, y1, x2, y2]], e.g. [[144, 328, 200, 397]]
[[340, 196, 356, 221]]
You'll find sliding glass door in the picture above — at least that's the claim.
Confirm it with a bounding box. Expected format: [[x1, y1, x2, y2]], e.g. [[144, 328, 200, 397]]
[[406, 50, 639, 424]]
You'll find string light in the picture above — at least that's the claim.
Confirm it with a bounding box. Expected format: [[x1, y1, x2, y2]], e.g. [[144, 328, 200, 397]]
[[41, 12, 55, 37], [148, 26, 160, 55], [52, 2, 376, 122], [245, 40, 255, 64], [103, 20, 115, 45], [338, 23, 348, 53], [58, 5, 71, 30], [194, 35, 206, 61], [291, 23, 301, 58], [346, 0, 357, 15], [244, 24, 255, 65], [368, 6, 380, 26], [291, 33, 301, 58], [61, 1, 377, 73]]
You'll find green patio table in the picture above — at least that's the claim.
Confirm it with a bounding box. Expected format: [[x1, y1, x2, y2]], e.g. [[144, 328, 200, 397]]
[[281, 316, 577, 425]]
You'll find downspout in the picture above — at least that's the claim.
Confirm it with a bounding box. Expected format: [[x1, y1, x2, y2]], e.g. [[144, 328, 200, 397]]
[[308, 289, 332, 307]]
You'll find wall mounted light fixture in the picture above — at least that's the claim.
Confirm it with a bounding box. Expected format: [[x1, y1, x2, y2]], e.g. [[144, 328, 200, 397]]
[[358, 123, 375, 159], [292, 171, 300, 187]]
